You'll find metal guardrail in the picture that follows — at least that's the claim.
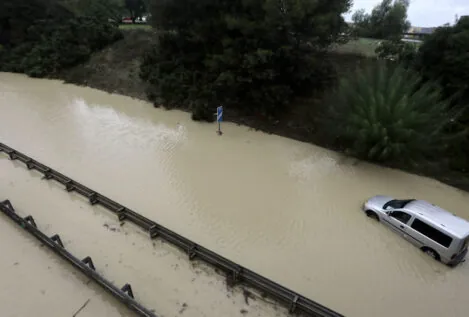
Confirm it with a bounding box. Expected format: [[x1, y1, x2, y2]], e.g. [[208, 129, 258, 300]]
[[0, 142, 344, 317], [0, 199, 156, 317]]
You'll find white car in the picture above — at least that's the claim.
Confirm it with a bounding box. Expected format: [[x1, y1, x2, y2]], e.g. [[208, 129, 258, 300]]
[[363, 196, 469, 266]]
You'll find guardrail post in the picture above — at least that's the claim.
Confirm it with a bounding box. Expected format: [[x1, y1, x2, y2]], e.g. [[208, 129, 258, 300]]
[[24, 215, 37, 228], [88, 193, 99, 205], [51, 234, 64, 248], [121, 284, 135, 298], [25, 159, 34, 170], [149, 225, 158, 239], [290, 295, 299, 313], [43, 168, 53, 180], [188, 245, 197, 260], [8, 150, 17, 160], [65, 180, 75, 192], [82, 256, 96, 270], [117, 207, 127, 221], [1, 200, 15, 212], [232, 266, 242, 284], [226, 266, 242, 287]]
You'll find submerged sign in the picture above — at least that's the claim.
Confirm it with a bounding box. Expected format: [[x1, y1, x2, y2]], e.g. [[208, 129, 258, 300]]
[[217, 106, 223, 122], [216, 106, 223, 135]]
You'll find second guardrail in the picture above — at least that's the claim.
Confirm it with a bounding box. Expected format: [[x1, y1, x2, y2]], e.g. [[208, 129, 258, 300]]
[[0, 142, 344, 317], [0, 199, 156, 317]]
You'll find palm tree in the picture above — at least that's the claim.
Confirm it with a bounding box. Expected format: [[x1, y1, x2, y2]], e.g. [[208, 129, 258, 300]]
[[324, 62, 464, 164]]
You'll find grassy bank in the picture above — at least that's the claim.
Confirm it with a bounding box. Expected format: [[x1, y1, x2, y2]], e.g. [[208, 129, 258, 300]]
[[119, 24, 152, 30], [331, 38, 381, 57], [55, 29, 469, 192]]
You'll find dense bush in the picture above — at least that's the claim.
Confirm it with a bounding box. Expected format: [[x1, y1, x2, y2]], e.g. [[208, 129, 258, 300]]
[[141, 0, 351, 121], [408, 17, 469, 173], [0, 0, 71, 47], [415, 17, 469, 107], [375, 40, 418, 67], [323, 62, 463, 164], [0, 0, 122, 78]]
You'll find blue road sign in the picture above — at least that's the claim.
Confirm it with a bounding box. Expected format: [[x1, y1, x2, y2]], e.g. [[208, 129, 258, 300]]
[[217, 106, 223, 122]]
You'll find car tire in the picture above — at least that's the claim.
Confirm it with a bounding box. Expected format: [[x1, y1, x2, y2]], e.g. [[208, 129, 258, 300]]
[[421, 247, 440, 261], [365, 210, 379, 221]]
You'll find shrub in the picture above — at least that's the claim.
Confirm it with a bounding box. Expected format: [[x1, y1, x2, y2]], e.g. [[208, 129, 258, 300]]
[[323, 62, 463, 164], [416, 17, 469, 106], [0, 0, 123, 78], [412, 17, 469, 173], [375, 40, 418, 67]]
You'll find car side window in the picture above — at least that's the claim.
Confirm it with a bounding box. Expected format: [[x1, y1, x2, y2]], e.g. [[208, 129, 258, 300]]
[[390, 211, 412, 224]]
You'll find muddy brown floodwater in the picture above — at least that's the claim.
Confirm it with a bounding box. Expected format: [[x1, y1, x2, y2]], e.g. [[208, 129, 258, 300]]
[[1, 72, 469, 317]]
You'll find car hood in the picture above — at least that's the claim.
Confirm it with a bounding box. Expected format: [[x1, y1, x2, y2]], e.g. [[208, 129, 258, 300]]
[[365, 195, 394, 210]]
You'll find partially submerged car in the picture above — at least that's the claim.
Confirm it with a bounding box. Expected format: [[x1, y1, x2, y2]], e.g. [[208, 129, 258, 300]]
[[363, 196, 469, 266]]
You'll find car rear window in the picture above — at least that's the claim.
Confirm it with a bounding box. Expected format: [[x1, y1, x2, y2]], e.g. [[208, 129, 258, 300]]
[[410, 219, 453, 248]]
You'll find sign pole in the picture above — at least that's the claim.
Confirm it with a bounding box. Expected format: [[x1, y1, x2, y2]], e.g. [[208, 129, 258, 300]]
[[216, 106, 223, 135]]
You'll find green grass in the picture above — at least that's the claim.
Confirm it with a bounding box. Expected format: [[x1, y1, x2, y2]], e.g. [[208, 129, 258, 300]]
[[332, 38, 422, 58], [333, 38, 382, 57], [119, 24, 152, 30]]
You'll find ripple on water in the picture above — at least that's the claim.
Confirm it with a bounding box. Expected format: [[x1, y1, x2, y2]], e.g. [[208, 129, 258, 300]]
[[2, 73, 469, 317]]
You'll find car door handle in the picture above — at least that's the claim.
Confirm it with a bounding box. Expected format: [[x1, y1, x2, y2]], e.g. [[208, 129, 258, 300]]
[[400, 225, 405, 229]]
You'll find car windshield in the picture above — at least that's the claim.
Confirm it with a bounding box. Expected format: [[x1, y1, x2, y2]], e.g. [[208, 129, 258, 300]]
[[383, 199, 415, 209]]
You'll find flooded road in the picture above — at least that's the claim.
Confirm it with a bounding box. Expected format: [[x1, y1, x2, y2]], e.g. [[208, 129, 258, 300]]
[[1, 72, 469, 317], [0, 208, 136, 317]]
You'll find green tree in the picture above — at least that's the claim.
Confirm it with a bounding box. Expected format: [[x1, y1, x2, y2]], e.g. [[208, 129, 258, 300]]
[[382, 0, 410, 40], [351, 0, 410, 40], [0, 0, 122, 77], [142, 0, 351, 121], [351, 9, 370, 38], [0, 0, 73, 47], [416, 17, 469, 107], [414, 17, 469, 173], [323, 62, 463, 164]]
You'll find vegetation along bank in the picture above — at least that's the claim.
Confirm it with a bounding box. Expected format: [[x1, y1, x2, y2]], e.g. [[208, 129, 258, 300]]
[[1, 0, 469, 190]]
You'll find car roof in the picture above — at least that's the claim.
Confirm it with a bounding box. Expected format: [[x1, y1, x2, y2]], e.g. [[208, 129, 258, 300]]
[[404, 200, 469, 239]]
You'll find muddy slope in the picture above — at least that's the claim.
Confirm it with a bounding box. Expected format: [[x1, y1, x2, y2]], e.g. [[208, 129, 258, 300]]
[[56, 29, 155, 100]]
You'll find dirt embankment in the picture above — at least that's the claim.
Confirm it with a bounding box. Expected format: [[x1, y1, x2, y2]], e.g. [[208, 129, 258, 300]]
[[56, 29, 156, 100]]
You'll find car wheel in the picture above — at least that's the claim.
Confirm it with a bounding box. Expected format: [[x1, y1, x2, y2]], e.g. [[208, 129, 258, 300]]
[[365, 210, 379, 221], [422, 247, 440, 261]]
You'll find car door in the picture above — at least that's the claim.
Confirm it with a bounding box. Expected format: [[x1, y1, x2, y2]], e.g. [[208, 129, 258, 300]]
[[383, 210, 412, 238]]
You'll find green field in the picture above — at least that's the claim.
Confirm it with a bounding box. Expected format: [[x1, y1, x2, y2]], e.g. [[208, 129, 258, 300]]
[[119, 24, 152, 30], [114, 30, 406, 58], [333, 38, 382, 57]]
